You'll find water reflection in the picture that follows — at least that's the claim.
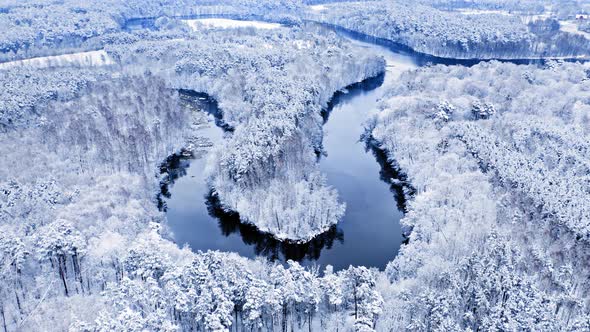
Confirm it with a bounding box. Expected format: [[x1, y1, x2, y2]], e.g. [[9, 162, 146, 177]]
[[158, 150, 345, 264], [363, 137, 414, 214], [206, 192, 344, 261], [321, 73, 385, 124], [159, 39, 413, 270], [159, 91, 346, 266], [158, 152, 191, 211]]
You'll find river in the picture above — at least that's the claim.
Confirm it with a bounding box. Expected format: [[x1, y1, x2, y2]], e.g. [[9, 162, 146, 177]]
[[158, 22, 422, 270], [159, 17, 582, 271]]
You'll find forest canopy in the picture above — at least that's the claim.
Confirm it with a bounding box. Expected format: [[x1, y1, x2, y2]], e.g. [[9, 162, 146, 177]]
[[1, 0, 589, 331]]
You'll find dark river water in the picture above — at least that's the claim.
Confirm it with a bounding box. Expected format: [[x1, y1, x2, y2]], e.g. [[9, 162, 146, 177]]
[[139, 17, 585, 271], [161, 83, 406, 271], [158, 32, 420, 270], [161, 18, 434, 269], [157, 17, 575, 271]]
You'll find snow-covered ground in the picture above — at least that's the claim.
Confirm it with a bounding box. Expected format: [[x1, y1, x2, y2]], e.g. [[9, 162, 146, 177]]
[[292, 39, 312, 49], [310, 4, 327, 12], [455, 9, 512, 16], [521, 13, 551, 23], [346, 38, 416, 76], [518, 5, 553, 23], [559, 20, 590, 39], [0, 50, 113, 70], [184, 18, 281, 31]]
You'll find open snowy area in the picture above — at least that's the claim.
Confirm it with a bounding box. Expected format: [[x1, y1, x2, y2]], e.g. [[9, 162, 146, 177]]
[[1, 0, 590, 331], [560, 20, 590, 39], [310, 5, 327, 12], [184, 18, 282, 30]]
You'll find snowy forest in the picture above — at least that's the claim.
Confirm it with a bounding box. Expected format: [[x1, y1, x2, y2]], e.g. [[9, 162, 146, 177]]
[[1, 0, 590, 331]]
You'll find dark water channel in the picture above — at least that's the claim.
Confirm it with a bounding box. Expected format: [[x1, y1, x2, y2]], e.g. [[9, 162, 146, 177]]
[[139, 17, 587, 270], [158, 20, 426, 271], [160, 39, 418, 270]]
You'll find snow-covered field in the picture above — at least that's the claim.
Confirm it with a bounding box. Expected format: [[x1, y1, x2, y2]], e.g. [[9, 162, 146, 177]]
[[455, 9, 512, 16], [0, 50, 113, 70], [184, 18, 281, 30], [310, 4, 327, 12], [521, 13, 552, 23], [559, 20, 590, 39], [311, 1, 590, 59]]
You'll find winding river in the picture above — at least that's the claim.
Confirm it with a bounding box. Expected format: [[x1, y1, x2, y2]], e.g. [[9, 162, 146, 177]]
[[158, 22, 423, 271], [157, 17, 586, 271], [0, 14, 576, 271]]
